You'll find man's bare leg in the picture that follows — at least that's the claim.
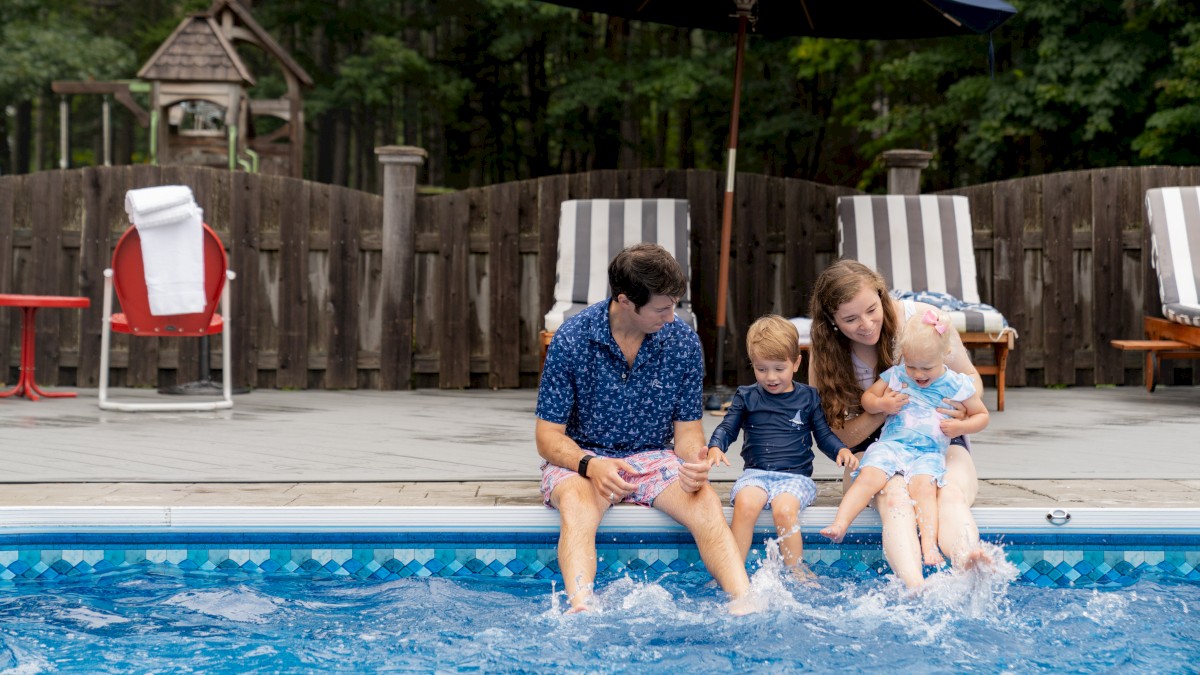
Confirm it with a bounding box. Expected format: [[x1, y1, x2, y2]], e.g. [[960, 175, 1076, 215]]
[[549, 476, 610, 612], [653, 481, 752, 608]]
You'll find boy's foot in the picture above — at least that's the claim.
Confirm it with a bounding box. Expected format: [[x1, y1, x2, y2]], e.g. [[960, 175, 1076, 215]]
[[819, 523, 846, 543]]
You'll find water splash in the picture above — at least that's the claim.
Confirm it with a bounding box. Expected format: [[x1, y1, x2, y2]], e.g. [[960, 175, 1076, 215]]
[[1082, 590, 1132, 625], [162, 587, 280, 623], [60, 607, 131, 629], [918, 542, 1019, 620]]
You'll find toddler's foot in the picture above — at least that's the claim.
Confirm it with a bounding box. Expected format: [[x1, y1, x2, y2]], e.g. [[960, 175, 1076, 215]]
[[819, 523, 846, 543], [922, 546, 945, 567]]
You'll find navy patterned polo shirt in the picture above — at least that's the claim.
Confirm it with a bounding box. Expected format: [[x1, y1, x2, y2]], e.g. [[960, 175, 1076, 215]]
[[536, 299, 704, 458]]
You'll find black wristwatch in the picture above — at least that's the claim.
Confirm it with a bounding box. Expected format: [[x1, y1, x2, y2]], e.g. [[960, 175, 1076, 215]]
[[577, 455, 592, 478]]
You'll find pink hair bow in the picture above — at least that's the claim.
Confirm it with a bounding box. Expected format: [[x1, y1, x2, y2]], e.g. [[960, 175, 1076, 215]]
[[922, 309, 948, 335]]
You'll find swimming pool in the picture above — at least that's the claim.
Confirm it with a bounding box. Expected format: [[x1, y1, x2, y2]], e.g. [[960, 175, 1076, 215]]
[[1, 506, 1198, 672]]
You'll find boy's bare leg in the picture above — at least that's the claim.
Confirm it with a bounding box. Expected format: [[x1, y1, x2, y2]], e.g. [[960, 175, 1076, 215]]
[[654, 480, 752, 609], [549, 476, 611, 612], [770, 494, 813, 579], [730, 487, 768, 563], [909, 475, 944, 566], [821, 467, 889, 543]]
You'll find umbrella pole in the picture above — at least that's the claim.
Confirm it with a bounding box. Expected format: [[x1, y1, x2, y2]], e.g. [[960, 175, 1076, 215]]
[[707, 10, 750, 410]]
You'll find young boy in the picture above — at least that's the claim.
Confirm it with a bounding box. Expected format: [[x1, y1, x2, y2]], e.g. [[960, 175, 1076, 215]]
[[820, 310, 990, 566], [707, 314, 858, 577]]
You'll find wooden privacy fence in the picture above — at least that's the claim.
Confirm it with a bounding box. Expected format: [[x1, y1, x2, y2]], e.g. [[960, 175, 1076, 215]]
[[0, 161, 1196, 391]]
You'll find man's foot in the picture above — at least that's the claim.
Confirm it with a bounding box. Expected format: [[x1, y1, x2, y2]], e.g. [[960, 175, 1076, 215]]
[[727, 594, 762, 616], [564, 588, 594, 614], [922, 546, 945, 567], [819, 523, 846, 543]]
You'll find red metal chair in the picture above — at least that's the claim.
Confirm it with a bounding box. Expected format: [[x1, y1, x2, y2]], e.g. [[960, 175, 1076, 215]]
[[98, 223, 235, 411]]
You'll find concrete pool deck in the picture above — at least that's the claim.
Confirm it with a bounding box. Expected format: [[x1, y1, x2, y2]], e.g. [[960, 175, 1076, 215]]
[[0, 385, 1198, 510]]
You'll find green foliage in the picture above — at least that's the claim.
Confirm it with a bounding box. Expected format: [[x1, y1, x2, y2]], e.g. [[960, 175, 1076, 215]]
[[330, 35, 466, 111], [10, 0, 1200, 191], [0, 23, 134, 101], [1134, 21, 1200, 164]]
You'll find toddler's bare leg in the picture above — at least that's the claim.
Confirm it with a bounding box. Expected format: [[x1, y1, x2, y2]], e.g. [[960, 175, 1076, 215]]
[[821, 468, 889, 543]]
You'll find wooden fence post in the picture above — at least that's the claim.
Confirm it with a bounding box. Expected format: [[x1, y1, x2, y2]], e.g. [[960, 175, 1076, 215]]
[[376, 145, 427, 390], [882, 149, 932, 195]]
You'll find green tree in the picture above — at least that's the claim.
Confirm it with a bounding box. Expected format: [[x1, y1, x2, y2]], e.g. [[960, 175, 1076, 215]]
[[1134, 10, 1200, 164]]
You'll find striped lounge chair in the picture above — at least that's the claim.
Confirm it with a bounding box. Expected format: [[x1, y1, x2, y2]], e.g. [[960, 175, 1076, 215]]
[[837, 194, 1018, 410], [1146, 187, 1200, 328], [539, 199, 694, 368], [1111, 187, 1200, 391]]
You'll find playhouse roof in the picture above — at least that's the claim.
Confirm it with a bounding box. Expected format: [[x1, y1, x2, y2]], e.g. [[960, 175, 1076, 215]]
[[207, 0, 314, 87], [137, 15, 255, 85]]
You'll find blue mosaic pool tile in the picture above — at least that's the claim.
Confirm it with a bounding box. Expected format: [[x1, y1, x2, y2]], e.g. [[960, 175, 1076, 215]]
[[0, 539, 1196, 588]]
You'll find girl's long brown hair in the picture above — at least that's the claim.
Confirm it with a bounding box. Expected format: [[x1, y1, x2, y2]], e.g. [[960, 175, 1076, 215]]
[[808, 260, 900, 428]]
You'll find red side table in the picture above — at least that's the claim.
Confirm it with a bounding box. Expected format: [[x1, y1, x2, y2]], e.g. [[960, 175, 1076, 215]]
[[0, 294, 91, 400]]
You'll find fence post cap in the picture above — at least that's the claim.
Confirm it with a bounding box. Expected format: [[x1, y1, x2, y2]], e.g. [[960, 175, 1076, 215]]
[[375, 146, 428, 164], [881, 149, 933, 169]]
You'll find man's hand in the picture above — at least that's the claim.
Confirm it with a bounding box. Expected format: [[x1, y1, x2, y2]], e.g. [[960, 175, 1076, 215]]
[[677, 458, 712, 493], [589, 456, 638, 503]]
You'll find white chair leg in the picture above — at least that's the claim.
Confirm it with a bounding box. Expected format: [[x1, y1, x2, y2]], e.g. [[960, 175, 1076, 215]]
[[98, 270, 236, 412], [221, 271, 234, 406], [98, 270, 114, 410]]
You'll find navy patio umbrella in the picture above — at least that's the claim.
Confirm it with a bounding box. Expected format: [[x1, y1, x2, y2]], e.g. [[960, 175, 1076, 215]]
[[537, 0, 1018, 396]]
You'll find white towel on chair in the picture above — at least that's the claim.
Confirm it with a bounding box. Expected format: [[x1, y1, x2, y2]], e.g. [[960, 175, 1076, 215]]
[[124, 186, 207, 316], [124, 185, 193, 216]]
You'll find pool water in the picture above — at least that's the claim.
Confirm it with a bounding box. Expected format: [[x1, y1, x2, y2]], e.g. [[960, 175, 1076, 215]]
[[1, 548, 1197, 673]]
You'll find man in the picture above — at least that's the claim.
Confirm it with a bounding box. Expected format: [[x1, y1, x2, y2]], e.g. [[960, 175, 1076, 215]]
[[536, 243, 752, 613]]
